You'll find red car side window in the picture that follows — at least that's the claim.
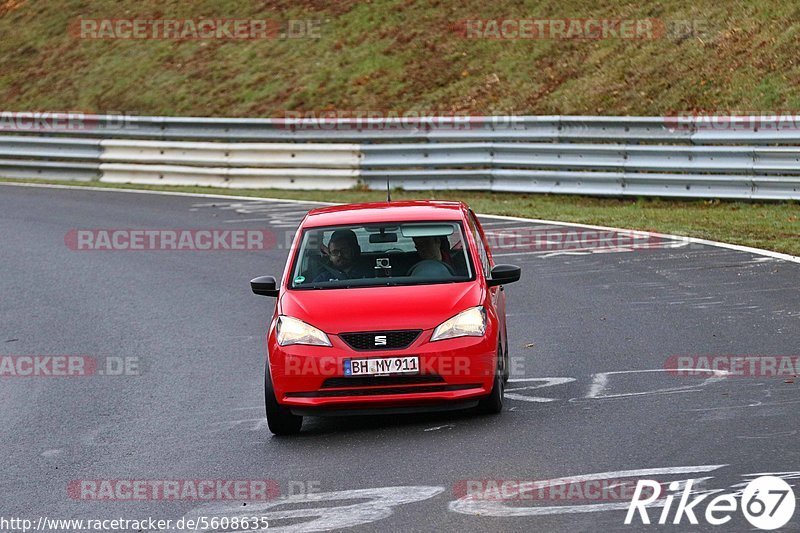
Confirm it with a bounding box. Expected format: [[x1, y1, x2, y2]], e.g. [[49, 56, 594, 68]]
[[467, 211, 490, 277]]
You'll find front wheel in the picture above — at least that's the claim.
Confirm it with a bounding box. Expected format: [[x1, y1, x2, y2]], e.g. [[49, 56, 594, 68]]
[[477, 343, 504, 414], [265, 366, 302, 435]]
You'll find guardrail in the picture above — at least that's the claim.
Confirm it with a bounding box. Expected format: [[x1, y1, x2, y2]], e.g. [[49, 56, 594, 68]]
[[1, 114, 799, 198]]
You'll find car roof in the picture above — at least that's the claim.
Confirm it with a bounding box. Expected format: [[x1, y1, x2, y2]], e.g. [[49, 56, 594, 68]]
[[301, 200, 469, 228]]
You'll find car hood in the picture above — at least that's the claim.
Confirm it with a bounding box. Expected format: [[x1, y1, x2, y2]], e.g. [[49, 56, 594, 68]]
[[279, 282, 484, 333]]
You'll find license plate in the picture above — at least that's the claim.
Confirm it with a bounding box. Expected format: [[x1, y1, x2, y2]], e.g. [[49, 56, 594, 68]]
[[344, 356, 419, 376]]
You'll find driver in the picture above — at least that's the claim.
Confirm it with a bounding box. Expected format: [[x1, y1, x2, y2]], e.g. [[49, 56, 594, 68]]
[[313, 229, 371, 282]]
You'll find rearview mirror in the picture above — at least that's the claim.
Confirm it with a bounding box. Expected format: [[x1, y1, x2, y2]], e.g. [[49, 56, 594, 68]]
[[251, 276, 279, 297], [487, 264, 521, 287], [369, 232, 398, 243]]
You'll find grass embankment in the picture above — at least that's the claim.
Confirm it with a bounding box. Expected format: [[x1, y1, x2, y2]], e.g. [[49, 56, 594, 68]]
[[1, 1, 799, 115]]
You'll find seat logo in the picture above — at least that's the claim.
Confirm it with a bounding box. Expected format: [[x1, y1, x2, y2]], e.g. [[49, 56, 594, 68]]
[[374, 335, 387, 346]]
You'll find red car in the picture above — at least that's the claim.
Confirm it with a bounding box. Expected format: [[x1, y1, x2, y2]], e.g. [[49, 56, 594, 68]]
[[250, 201, 521, 435]]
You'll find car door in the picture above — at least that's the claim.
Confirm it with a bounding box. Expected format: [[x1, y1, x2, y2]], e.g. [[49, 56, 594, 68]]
[[466, 210, 507, 351]]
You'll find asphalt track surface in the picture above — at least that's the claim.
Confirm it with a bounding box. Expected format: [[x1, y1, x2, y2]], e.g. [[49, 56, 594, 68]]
[[1, 183, 798, 532]]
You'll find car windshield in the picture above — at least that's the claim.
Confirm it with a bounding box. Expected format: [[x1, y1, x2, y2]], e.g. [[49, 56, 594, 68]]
[[289, 222, 474, 289]]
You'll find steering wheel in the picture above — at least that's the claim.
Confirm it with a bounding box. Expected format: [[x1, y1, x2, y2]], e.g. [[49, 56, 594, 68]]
[[318, 259, 347, 279]]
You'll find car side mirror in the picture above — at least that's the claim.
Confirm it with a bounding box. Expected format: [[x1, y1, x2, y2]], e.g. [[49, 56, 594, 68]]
[[487, 264, 521, 287], [251, 276, 279, 297]]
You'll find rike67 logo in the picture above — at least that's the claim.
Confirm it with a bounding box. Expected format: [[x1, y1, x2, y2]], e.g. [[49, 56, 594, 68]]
[[626, 475, 796, 530]]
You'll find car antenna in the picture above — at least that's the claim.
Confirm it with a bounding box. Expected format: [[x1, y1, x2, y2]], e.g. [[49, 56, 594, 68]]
[[386, 177, 391, 202]]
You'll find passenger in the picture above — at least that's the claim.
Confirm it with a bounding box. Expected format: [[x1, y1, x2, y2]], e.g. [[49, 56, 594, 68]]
[[313, 229, 372, 282], [408, 236, 455, 277]]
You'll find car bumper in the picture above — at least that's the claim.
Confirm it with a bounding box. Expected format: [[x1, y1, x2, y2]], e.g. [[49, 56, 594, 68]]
[[288, 399, 481, 417], [268, 331, 497, 410]]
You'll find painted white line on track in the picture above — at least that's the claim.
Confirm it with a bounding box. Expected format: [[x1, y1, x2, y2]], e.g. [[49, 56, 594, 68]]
[[492, 241, 688, 257], [183, 485, 445, 532], [222, 218, 275, 223], [581, 368, 728, 400], [479, 212, 800, 264]]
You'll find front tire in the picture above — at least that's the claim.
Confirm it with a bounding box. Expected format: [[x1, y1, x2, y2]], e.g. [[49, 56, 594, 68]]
[[265, 366, 302, 435], [478, 343, 505, 414]]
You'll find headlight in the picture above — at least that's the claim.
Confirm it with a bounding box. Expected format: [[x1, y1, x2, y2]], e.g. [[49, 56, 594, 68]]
[[275, 316, 332, 347], [430, 306, 487, 342]]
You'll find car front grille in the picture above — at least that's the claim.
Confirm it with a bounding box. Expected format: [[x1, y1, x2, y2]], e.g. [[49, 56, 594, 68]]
[[339, 330, 422, 351]]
